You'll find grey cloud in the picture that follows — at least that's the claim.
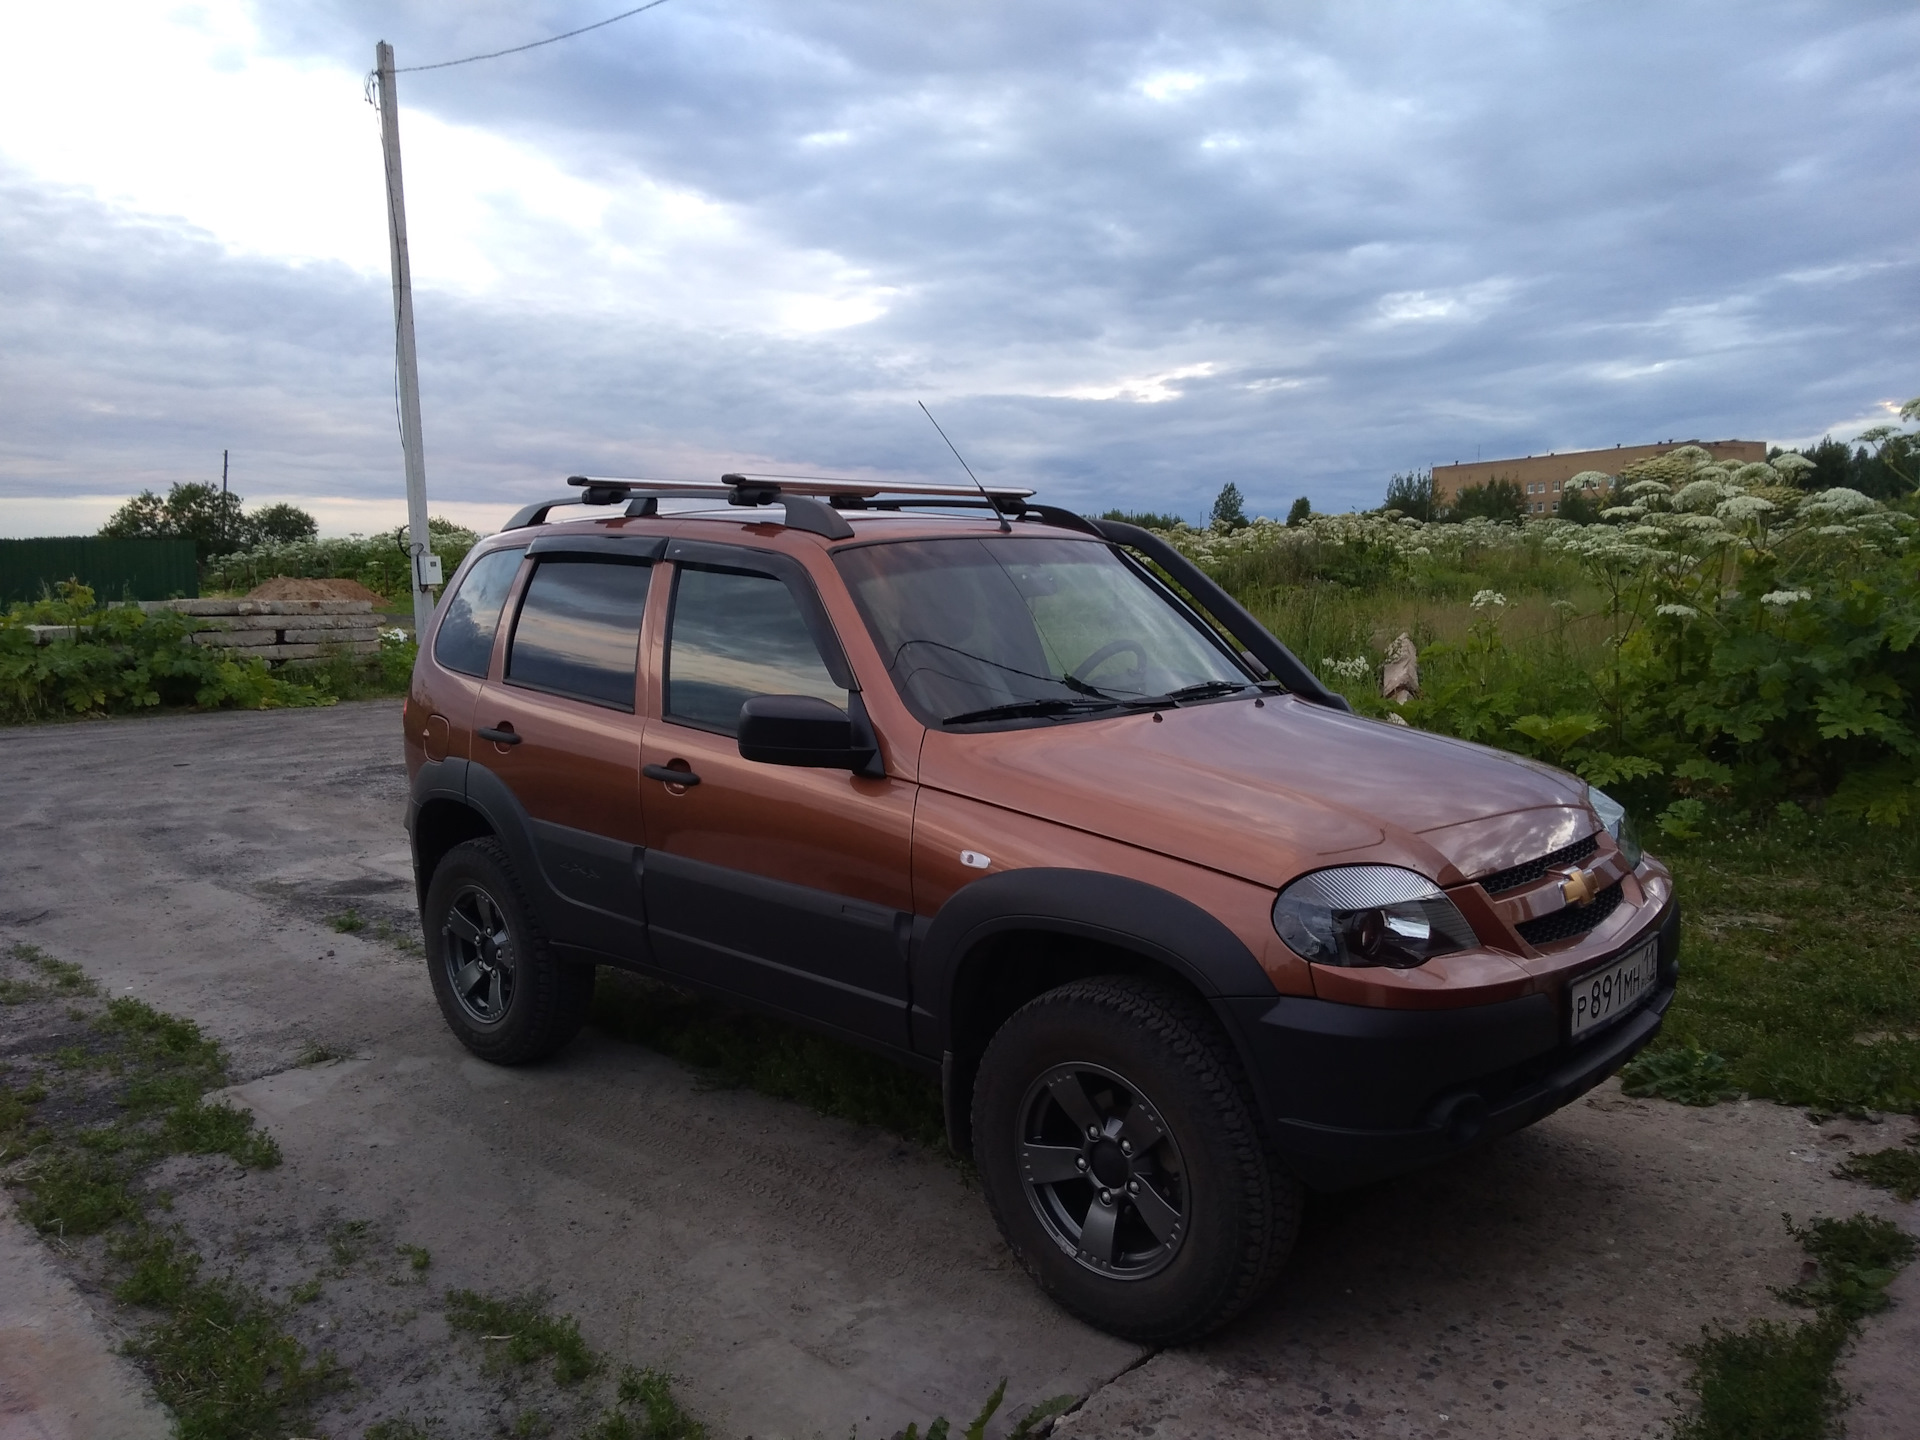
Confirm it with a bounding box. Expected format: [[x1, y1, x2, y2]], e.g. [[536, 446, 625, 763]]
[[5, 0, 1919, 524]]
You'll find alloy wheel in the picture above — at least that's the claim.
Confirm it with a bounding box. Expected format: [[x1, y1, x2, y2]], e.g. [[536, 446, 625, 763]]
[[441, 883, 516, 1025], [1016, 1062, 1189, 1280]]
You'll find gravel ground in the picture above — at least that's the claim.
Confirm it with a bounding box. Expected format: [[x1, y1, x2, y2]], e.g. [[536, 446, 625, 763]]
[[0, 700, 1913, 1439]]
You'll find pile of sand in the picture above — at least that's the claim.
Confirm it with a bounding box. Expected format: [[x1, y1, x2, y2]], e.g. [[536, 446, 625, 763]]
[[246, 576, 388, 605]]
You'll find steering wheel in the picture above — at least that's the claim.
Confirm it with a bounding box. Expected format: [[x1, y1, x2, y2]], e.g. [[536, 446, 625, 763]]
[[1070, 639, 1147, 687]]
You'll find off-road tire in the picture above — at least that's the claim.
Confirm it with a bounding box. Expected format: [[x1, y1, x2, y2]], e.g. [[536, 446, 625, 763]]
[[972, 975, 1301, 1344], [423, 837, 594, 1064]]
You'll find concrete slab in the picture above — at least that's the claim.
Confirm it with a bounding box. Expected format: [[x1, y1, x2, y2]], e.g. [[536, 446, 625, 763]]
[[0, 1191, 171, 1440]]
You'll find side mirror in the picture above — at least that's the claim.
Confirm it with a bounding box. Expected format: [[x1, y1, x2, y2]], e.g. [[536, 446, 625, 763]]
[[738, 694, 873, 770]]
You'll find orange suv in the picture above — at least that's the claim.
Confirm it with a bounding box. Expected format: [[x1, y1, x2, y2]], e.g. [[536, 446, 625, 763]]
[[403, 474, 1677, 1343]]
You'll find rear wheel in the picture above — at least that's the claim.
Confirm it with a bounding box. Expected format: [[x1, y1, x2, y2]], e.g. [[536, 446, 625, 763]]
[[424, 838, 593, 1064], [972, 976, 1299, 1344]]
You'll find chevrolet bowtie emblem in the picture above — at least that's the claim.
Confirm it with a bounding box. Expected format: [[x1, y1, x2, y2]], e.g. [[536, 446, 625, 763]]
[[1561, 868, 1597, 907]]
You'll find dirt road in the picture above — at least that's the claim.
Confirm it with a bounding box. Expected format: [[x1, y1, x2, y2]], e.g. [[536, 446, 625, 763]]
[[1, 702, 1913, 1438]]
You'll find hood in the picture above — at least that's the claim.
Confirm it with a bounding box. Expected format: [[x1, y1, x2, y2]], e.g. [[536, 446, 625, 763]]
[[917, 694, 1593, 889]]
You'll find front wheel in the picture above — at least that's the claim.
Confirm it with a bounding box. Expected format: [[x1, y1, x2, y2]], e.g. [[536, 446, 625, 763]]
[[423, 838, 593, 1064], [971, 976, 1300, 1344]]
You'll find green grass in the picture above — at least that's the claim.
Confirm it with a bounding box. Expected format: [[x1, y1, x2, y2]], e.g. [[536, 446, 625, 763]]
[[585, 1367, 711, 1440], [588, 970, 947, 1147], [1673, 1213, 1917, 1440], [0, 941, 98, 1003], [327, 908, 366, 933], [366, 1420, 438, 1440], [445, 1288, 602, 1386], [1620, 811, 1920, 1115], [126, 1273, 339, 1440], [0, 944, 329, 1440], [1835, 1137, 1920, 1201], [897, 1380, 1079, 1440]]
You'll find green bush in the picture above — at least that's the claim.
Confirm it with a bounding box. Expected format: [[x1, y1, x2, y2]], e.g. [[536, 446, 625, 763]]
[[1, 583, 331, 723], [202, 518, 478, 601]]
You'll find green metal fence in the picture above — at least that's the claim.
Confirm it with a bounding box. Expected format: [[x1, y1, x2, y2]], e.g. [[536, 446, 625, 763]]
[[0, 537, 199, 604]]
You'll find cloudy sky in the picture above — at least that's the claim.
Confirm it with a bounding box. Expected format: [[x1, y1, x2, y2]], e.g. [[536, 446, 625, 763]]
[[2, 0, 1915, 535]]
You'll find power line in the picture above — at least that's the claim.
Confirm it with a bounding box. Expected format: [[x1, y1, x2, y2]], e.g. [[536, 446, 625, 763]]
[[393, 0, 673, 74]]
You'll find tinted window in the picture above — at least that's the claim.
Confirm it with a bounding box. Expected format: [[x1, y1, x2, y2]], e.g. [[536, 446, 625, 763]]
[[835, 537, 1248, 724], [665, 567, 844, 733], [505, 559, 651, 710], [433, 548, 525, 677]]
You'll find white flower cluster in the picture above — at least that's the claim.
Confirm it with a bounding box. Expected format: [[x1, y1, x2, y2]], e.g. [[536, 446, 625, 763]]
[[1760, 589, 1812, 607], [1154, 446, 1910, 592], [1321, 655, 1372, 681], [1470, 589, 1508, 610]]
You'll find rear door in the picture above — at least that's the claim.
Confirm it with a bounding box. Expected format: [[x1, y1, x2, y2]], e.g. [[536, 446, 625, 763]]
[[471, 534, 662, 964], [415, 544, 527, 764], [637, 541, 917, 1050]]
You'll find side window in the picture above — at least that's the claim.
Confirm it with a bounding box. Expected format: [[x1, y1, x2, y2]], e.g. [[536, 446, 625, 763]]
[[504, 559, 651, 711], [665, 567, 845, 733], [433, 548, 524, 677]]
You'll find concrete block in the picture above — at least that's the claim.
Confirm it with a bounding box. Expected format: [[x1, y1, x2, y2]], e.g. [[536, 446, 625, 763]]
[[281, 627, 380, 646], [191, 629, 281, 647]]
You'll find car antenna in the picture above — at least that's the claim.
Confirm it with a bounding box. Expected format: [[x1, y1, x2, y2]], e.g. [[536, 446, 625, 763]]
[[918, 400, 1010, 532]]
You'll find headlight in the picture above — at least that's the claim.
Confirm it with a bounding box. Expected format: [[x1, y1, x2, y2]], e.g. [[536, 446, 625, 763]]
[[1586, 785, 1643, 869], [1271, 866, 1478, 969]]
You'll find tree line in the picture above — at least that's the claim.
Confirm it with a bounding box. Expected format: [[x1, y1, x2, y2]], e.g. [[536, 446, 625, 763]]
[[100, 483, 317, 560]]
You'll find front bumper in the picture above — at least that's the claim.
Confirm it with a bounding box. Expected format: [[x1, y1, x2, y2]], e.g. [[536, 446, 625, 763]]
[[1221, 902, 1679, 1191]]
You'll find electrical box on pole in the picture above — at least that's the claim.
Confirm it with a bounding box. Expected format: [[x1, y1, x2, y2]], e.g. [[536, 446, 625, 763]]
[[374, 41, 437, 638]]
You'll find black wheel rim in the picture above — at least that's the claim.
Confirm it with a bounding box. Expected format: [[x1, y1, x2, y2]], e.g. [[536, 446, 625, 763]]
[[1016, 1062, 1188, 1280], [441, 883, 516, 1026]]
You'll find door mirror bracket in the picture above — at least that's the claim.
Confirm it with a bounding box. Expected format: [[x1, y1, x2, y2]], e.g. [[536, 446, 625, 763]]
[[738, 694, 881, 774]]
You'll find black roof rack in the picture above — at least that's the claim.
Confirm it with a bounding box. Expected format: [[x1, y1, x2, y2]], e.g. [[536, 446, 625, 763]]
[[503, 472, 1038, 535]]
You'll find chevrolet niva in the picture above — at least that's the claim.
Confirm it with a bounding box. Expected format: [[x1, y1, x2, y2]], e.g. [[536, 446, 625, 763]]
[[402, 473, 1677, 1343]]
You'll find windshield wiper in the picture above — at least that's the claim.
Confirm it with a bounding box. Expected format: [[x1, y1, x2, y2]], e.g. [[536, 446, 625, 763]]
[[942, 697, 1125, 725], [1158, 679, 1257, 703]]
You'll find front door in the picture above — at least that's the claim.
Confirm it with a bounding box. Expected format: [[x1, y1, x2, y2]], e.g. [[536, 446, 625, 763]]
[[472, 549, 654, 964], [638, 552, 916, 1049]]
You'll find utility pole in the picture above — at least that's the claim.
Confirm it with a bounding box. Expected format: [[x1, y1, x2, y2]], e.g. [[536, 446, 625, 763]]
[[221, 448, 229, 549], [374, 41, 440, 637]]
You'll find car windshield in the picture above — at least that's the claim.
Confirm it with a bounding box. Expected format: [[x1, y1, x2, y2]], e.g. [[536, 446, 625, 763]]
[[834, 536, 1252, 725]]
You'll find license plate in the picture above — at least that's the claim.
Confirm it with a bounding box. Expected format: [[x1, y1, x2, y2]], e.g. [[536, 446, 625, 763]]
[[1568, 936, 1661, 1039]]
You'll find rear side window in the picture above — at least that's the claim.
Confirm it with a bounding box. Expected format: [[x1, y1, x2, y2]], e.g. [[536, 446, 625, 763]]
[[505, 559, 651, 711], [433, 548, 524, 677], [665, 567, 844, 733]]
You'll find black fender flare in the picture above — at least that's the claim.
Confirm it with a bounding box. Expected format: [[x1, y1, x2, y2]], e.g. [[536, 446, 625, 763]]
[[407, 757, 475, 906], [407, 758, 548, 921], [457, 762, 556, 908], [916, 867, 1277, 1152]]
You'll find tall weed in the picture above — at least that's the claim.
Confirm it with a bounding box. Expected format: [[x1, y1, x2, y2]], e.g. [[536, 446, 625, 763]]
[[1172, 452, 1919, 820]]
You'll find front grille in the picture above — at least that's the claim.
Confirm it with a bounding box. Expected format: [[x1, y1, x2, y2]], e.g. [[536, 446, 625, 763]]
[[1516, 881, 1623, 946], [1475, 832, 1599, 896]]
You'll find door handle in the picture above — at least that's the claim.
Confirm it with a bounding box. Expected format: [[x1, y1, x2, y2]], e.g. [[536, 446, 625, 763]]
[[477, 725, 522, 746], [643, 763, 700, 787]]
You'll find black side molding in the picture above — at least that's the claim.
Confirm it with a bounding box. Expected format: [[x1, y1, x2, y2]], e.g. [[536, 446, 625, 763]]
[[1091, 520, 1350, 711]]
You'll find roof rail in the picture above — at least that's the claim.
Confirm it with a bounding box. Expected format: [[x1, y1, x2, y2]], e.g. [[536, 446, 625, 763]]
[[503, 471, 1038, 533]]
